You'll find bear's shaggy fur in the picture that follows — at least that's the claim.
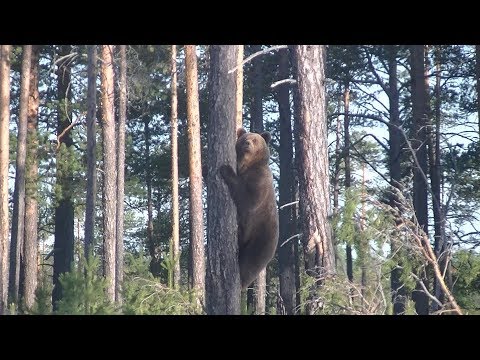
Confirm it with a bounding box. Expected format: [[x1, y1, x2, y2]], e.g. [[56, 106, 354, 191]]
[[219, 128, 279, 290]]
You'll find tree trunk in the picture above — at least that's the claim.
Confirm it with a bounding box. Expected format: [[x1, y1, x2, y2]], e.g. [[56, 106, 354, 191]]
[[293, 45, 335, 315], [115, 45, 127, 305], [476, 45, 480, 137], [100, 44, 116, 303], [145, 117, 158, 276], [206, 45, 241, 315], [344, 84, 353, 283], [9, 45, 31, 306], [0, 45, 11, 314], [410, 45, 430, 315], [247, 44, 267, 314], [23, 46, 40, 311], [250, 45, 264, 133], [85, 45, 97, 259], [387, 45, 407, 315], [276, 48, 296, 315], [52, 45, 75, 310], [236, 45, 244, 129], [185, 45, 206, 305], [170, 45, 180, 289], [333, 94, 342, 272], [252, 268, 266, 314], [359, 163, 368, 309], [429, 47, 446, 311], [293, 180, 301, 313]]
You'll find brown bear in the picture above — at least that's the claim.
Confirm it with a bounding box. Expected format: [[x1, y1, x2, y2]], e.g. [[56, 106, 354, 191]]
[[219, 127, 279, 290]]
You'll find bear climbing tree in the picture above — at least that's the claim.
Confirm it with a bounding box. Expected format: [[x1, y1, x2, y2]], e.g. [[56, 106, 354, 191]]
[[220, 128, 279, 291]]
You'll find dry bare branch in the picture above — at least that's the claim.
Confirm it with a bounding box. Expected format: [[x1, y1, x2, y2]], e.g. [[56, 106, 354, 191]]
[[228, 45, 288, 74]]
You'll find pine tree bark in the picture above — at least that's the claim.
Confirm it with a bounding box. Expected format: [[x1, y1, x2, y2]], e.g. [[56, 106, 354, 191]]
[[293, 180, 301, 311], [387, 45, 407, 315], [333, 94, 342, 271], [52, 45, 75, 310], [101, 45, 117, 303], [206, 45, 241, 315], [9, 45, 31, 306], [410, 45, 430, 315], [476, 45, 480, 137], [185, 45, 205, 305], [292, 45, 335, 315], [343, 84, 353, 283], [249, 45, 264, 133], [276, 48, 296, 315], [429, 48, 446, 310], [23, 46, 40, 311], [115, 45, 127, 305], [145, 117, 158, 276], [170, 45, 180, 289], [85, 45, 97, 259], [236, 45, 244, 129], [0, 45, 11, 314], [245, 44, 267, 315]]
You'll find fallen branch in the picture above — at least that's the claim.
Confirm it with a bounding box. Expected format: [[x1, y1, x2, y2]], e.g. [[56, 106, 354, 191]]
[[228, 45, 288, 74], [280, 233, 301, 247], [271, 79, 297, 89], [279, 200, 298, 210]]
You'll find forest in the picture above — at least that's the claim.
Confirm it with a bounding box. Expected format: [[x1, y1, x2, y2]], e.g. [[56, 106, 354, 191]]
[[0, 44, 479, 315]]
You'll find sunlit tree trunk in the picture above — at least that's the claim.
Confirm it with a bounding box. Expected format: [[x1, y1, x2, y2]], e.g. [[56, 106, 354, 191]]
[[0, 45, 12, 314], [292, 45, 335, 315], [9, 45, 31, 306], [101, 44, 117, 303], [23, 46, 40, 311], [115, 45, 127, 305], [170, 45, 180, 289], [185, 45, 206, 305]]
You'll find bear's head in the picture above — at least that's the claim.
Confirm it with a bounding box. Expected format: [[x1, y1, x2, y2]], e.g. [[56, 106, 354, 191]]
[[235, 127, 271, 173]]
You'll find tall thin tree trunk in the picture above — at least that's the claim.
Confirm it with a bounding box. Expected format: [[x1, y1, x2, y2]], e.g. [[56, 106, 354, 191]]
[[293, 180, 301, 312], [387, 45, 407, 315], [360, 162, 368, 309], [23, 46, 40, 311], [236, 45, 244, 129], [291, 52, 302, 313], [253, 268, 266, 314], [9, 45, 31, 306], [410, 44, 430, 315], [333, 94, 342, 272], [185, 45, 206, 305], [100, 44, 116, 303], [429, 47, 446, 311], [476, 45, 480, 137], [206, 45, 241, 315], [115, 45, 127, 305], [0, 45, 11, 314], [293, 45, 335, 315], [344, 84, 353, 283], [170, 45, 180, 289], [145, 117, 157, 276], [246, 44, 266, 315], [53, 45, 75, 310], [277, 48, 296, 315], [85, 46, 97, 259], [250, 45, 264, 133]]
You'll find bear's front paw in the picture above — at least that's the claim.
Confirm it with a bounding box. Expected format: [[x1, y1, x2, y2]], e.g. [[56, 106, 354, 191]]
[[219, 164, 235, 180]]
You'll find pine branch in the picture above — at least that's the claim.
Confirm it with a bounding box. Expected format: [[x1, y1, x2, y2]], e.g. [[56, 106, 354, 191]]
[[228, 45, 288, 74]]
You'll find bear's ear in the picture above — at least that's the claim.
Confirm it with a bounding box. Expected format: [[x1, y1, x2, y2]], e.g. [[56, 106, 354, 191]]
[[237, 127, 247, 139], [261, 131, 271, 144]]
